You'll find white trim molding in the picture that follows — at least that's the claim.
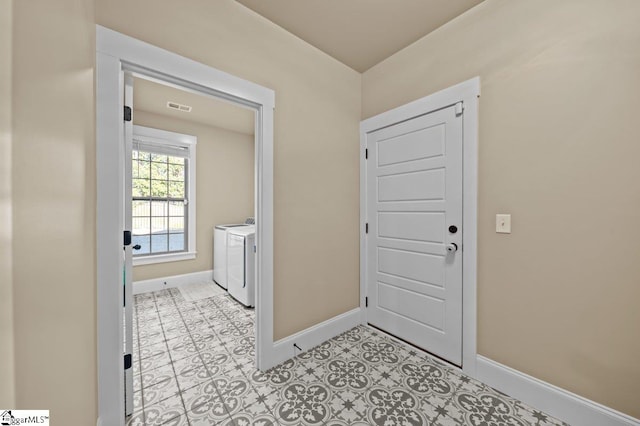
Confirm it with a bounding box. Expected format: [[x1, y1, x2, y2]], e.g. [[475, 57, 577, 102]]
[[359, 77, 480, 376], [477, 356, 640, 426], [132, 251, 197, 266], [132, 269, 213, 295], [96, 26, 275, 426], [267, 308, 362, 368]]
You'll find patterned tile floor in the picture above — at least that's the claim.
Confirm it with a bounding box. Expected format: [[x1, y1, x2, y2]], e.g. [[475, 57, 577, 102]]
[[128, 286, 567, 426]]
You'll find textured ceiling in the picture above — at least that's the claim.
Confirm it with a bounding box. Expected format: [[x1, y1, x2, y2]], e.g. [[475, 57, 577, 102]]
[[133, 77, 255, 135], [235, 0, 483, 72]]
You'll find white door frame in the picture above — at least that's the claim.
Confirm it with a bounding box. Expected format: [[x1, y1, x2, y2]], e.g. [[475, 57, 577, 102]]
[[96, 26, 275, 426], [123, 73, 134, 416], [359, 77, 480, 376]]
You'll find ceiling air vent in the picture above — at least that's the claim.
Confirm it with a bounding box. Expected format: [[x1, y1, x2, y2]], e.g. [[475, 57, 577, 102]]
[[167, 101, 192, 112]]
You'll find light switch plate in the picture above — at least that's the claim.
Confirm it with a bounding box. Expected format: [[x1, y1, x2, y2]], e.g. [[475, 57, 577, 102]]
[[496, 214, 511, 233]]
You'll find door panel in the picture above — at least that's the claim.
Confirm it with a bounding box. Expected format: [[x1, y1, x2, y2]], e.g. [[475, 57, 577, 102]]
[[366, 104, 463, 366], [377, 282, 445, 331], [123, 73, 134, 416], [378, 248, 445, 287], [378, 212, 445, 243], [377, 123, 445, 166], [377, 169, 445, 202]]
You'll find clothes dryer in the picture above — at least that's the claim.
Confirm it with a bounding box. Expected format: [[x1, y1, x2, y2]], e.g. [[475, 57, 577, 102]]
[[213, 219, 253, 289], [227, 226, 256, 307]]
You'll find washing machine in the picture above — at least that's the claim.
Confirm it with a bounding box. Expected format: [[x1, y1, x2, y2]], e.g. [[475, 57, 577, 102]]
[[213, 219, 254, 289], [227, 226, 256, 307]]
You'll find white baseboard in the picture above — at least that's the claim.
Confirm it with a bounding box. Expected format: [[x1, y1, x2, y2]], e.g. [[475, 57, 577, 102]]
[[476, 356, 639, 426], [265, 308, 362, 369], [133, 269, 213, 295]]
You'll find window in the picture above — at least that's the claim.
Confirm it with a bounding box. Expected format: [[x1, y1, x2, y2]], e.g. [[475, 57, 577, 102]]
[[131, 126, 196, 265]]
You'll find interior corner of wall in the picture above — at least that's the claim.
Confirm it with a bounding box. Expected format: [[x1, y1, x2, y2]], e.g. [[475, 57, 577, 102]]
[[0, 0, 15, 408]]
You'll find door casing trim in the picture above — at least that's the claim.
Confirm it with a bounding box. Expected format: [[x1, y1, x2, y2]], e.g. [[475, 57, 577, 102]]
[[96, 25, 275, 426], [359, 77, 480, 376]]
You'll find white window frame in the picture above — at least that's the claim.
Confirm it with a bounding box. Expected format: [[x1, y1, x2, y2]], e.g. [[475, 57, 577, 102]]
[[131, 125, 197, 266]]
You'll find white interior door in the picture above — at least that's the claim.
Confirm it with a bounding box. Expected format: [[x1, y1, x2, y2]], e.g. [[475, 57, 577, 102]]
[[366, 103, 463, 366], [123, 73, 134, 416]]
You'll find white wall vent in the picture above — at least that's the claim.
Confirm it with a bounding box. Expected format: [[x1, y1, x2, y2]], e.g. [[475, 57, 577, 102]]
[[166, 101, 192, 112]]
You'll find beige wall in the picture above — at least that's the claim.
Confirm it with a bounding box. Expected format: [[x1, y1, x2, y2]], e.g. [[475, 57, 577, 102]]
[[132, 110, 255, 282], [12, 0, 97, 423], [14, 0, 636, 421], [97, 0, 362, 340], [0, 0, 14, 407], [7, 0, 359, 420], [363, 0, 640, 418]]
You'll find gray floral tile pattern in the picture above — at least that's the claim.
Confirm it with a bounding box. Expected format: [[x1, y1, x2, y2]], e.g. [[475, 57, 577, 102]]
[[400, 362, 454, 397], [367, 387, 426, 425], [129, 284, 568, 425], [276, 382, 330, 425]]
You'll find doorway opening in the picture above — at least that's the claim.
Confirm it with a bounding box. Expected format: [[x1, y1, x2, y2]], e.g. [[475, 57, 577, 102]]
[[97, 26, 275, 426], [122, 74, 259, 418]]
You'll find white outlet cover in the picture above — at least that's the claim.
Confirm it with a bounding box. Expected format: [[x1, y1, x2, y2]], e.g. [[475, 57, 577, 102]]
[[496, 214, 511, 233]]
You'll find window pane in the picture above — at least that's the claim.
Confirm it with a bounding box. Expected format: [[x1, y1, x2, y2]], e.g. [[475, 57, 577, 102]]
[[151, 217, 167, 234], [168, 156, 184, 165], [132, 200, 150, 217], [132, 159, 139, 178], [132, 217, 150, 235], [151, 201, 167, 217], [138, 151, 151, 161], [168, 217, 184, 232], [151, 153, 167, 163], [168, 181, 184, 198], [151, 162, 167, 180], [151, 233, 168, 253], [133, 178, 150, 197], [138, 160, 151, 179], [151, 180, 167, 197], [169, 201, 185, 216], [168, 164, 184, 180], [169, 156, 185, 165], [169, 233, 184, 251], [132, 235, 150, 255]]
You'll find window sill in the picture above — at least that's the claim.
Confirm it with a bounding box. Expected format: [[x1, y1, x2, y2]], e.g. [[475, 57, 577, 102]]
[[133, 251, 197, 266]]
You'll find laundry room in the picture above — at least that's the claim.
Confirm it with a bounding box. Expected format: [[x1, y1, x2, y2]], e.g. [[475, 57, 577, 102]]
[[126, 75, 258, 417], [130, 76, 255, 287]]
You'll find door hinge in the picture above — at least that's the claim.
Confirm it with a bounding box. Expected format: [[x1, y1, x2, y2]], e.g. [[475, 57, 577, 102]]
[[455, 102, 464, 116], [365, 148, 368, 160], [124, 106, 132, 122], [365, 223, 368, 234], [123, 230, 132, 246], [365, 297, 368, 308], [124, 354, 132, 370]]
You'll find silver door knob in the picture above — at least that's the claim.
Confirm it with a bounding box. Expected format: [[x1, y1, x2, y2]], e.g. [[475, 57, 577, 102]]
[[446, 243, 458, 253]]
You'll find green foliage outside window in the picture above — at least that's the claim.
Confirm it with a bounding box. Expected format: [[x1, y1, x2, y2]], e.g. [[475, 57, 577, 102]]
[[132, 148, 187, 255], [133, 151, 185, 199]]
